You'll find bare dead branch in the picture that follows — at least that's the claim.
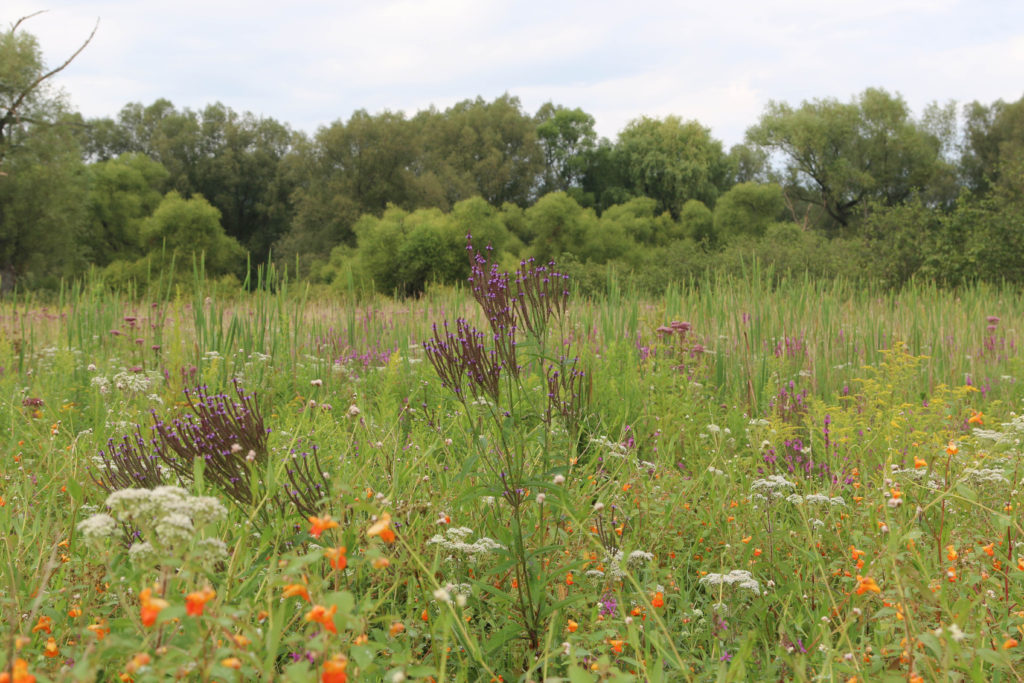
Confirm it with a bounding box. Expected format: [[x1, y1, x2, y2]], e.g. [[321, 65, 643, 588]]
[[4, 17, 100, 124], [11, 11, 48, 34]]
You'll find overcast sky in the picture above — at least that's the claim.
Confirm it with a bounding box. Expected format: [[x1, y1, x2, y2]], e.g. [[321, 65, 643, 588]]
[[6, 0, 1024, 147]]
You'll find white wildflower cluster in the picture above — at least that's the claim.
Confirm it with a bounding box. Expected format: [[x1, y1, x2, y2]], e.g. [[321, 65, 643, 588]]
[[586, 550, 654, 581], [76, 513, 118, 545], [627, 550, 655, 565], [786, 493, 845, 507], [972, 414, 1024, 448], [702, 424, 731, 437], [87, 486, 229, 563], [707, 466, 725, 476], [750, 475, 796, 500], [699, 569, 761, 595], [589, 435, 627, 459], [112, 370, 154, 394], [432, 582, 471, 606], [889, 466, 928, 481], [90, 375, 111, 394], [470, 396, 495, 407], [427, 526, 504, 560], [934, 623, 970, 642], [962, 467, 1009, 485], [91, 369, 160, 396]]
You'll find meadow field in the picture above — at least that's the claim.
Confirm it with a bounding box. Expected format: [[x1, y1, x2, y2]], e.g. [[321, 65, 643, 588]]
[[1, 260, 1023, 682]]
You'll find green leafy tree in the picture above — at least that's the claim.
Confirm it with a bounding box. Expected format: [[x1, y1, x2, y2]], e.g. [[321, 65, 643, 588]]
[[354, 206, 467, 296], [0, 13, 94, 167], [278, 109, 435, 271], [615, 115, 732, 217], [597, 196, 683, 247], [961, 96, 1024, 195], [85, 153, 169, 266], [534, 102, 597, 194], [190, 103, 299, 261], [140, 191, 244, 276], [416, 94, 544, 207], [523, 191, 597, 263], [448, 196, 518, 255], [860, 199, 941, 287], [0, 122, 88, 287], [577, 138, 632, 211], [727, 143, 769, 184], [678, 199, 715, 246], [0, 14, 94, 288], [713, 182, 786, 239], [747, 88, 949, 235]]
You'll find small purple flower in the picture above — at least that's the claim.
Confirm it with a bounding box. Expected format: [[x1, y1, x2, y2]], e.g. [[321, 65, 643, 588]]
[[599, 592, 618, 616]]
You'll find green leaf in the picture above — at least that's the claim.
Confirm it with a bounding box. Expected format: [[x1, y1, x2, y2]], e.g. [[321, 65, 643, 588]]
[[351, 644, 375, 669], [568, 665, 597, 683], [974, 648, 1008, 668], [484, 623, 526, 658]]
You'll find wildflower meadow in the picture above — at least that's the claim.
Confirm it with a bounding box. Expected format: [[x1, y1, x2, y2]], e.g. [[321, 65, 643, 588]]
[[2, 256, 1024, 682]]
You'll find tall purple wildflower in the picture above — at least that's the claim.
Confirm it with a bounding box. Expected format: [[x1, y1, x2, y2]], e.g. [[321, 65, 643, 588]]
[[94, 378, 331, 522]]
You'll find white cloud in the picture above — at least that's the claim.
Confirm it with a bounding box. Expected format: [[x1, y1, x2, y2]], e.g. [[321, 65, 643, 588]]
[[3, 0, 1023, 148]]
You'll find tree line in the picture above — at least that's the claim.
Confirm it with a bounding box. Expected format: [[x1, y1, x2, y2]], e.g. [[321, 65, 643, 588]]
[[2, 18, 1024, 294]]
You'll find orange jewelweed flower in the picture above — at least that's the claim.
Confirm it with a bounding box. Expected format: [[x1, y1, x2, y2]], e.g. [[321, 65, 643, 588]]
[[946, 566, 957, 582], [322, 654, 349, 683], [371, 557, 390, 569], [855, 575, 881, 595], [283, 582, 311, 603], [87, 622, 110, 640], [221, 657, 242, 670], [0, 658, 34, 683], [567, 618, 578, 633], [31, 615, 52, 634], [389, 622, 405, 637], [367, 512, 395, 543], [125, 653, 151, 674], [753, 548, 762, 557], [1017, 557, 1024, 571], [139, 587, 169, 627], [968, 410, 984, 425], [565, 572, 574, 586], [305, 604, 338, 634], [67, 606, 82, 618], [946, 441, 958, 456], [651, 591, 665, 608], [1004, 638, 1019, 649], [421, 608, 429, 622], [43, 637, 59, 658], [185, 587, 216, 616], [609, 638, 624, 653], [946, 545, 958, 562], [324, 546, 348, 571], [913, 456, 927, 469], [741, 536, 752, 544], [308, 515, 339, 539], [983, 543, 995, 557]]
